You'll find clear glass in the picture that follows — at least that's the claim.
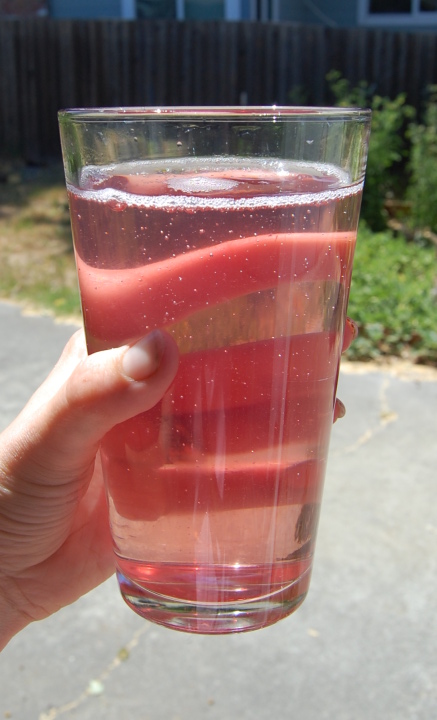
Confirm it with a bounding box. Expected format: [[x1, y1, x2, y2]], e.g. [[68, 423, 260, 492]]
[[59, 106, 371, 634]]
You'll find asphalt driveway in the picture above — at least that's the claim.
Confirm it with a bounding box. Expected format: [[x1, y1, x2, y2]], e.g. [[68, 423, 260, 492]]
[[0, 301, 436, 720]]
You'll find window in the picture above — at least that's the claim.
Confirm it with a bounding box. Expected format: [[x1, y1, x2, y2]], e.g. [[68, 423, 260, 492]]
[[421, 0, 437, 10], [369, 0, 410, 12], [359, 0, 437, 25]]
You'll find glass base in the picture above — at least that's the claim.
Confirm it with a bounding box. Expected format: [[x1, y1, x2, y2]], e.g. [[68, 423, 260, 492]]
[[117, 571, 308, 634]]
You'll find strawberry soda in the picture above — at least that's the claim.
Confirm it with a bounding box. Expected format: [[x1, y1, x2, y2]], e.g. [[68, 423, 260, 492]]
[[59, 107, 370, 633]]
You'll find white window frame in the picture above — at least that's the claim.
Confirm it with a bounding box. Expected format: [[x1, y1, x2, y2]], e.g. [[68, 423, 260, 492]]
[[358, 0, 437, 27]]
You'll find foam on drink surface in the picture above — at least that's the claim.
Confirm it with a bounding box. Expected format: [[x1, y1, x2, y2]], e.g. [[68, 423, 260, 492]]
[[69, 157, 363, 211]]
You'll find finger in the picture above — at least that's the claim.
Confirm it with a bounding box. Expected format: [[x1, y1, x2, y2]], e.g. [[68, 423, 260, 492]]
[[342, 317, 358, 353], [335, 318, 358, 422], [333, 398, 346, 423], [3, 330, 179, 485], [49, 329, 180, 459]]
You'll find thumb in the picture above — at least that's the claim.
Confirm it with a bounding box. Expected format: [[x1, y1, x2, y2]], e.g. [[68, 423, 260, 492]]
[[4, 329, 179, 483], [54, 329, 179, 457]]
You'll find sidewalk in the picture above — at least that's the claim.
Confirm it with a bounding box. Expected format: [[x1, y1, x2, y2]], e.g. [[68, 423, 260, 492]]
[[1, 301, 436, 720]]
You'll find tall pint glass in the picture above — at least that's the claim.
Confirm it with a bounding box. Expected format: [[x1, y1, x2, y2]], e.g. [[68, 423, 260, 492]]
[[59, 107, 370, 634]]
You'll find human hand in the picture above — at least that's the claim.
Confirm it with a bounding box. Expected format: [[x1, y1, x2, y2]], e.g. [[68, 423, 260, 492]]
[[0, 329, 178, 650], [334, 316, 358, 422], [0, 316, 355, 649]]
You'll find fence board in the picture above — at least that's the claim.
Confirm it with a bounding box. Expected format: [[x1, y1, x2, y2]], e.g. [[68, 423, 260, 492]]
[[57, 21, 75, 110], [2, 18, 437, 161], [289, 24, 303, 103], [0, 20, 18, 152]]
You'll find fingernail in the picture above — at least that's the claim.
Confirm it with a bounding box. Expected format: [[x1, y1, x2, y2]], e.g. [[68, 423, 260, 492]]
[[122, 331, 165, 381]]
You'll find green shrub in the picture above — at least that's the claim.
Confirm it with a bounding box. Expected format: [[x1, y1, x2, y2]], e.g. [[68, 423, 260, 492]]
[[347, 223, 437, 364], [327, 71, 415, 231], [407, 88, 437, 233]]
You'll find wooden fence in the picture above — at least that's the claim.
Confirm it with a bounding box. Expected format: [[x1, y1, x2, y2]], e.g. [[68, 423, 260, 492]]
[[2, 18, 437, 161]]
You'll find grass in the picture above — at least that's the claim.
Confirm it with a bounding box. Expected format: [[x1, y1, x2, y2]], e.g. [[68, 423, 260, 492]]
[[0, 163, 81, 319], [0, 163, 436, 365]]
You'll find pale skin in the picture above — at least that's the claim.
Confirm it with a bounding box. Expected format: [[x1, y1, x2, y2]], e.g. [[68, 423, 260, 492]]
[[0, 318, 356, 650]]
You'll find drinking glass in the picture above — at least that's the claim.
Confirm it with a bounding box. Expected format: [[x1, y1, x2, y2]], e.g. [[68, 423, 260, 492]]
[[59, 106, 370, 634]]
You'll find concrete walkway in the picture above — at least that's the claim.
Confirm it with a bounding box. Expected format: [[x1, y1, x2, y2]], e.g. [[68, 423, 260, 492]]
[[0, 301, 436, 720]]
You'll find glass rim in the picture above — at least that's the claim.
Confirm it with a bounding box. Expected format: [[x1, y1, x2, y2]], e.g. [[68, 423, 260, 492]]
[[58, 105, 371, 123]]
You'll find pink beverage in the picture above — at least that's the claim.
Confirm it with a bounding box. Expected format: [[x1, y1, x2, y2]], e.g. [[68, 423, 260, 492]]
[[68, 157, 362, 633]]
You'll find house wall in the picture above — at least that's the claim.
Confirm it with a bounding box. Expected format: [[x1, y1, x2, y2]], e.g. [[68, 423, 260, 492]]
[[279, 0, 356, 28], [45, 0, 437, 30], [49, 0, 122, 18], [0, 0, 48, 14], [46, 0, 359, 23]]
